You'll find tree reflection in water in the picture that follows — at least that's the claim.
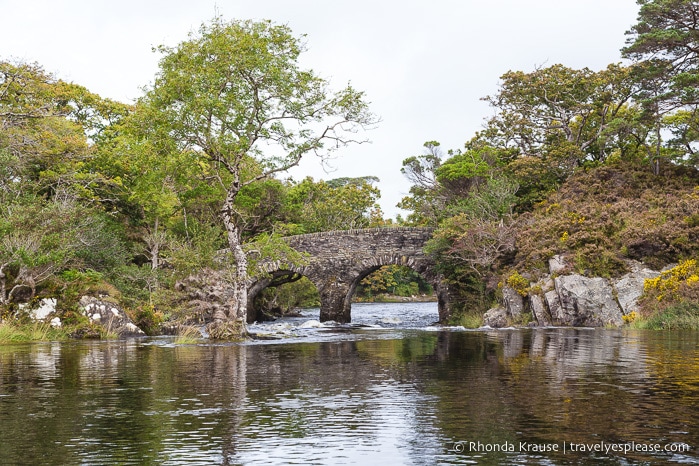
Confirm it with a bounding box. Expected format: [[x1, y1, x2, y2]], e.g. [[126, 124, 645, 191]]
[[0, 328, 697, 464]]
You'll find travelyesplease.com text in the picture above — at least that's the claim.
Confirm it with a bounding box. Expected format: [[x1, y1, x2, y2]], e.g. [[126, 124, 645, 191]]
[[450, 440, 692, 455]]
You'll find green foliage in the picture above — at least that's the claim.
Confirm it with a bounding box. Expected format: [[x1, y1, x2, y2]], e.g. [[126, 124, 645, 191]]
[[504, 156, 565, 212], [356, 265, 433, 299], [448, 310, 484, 329], [58, 268, 121, 306], [144, 16, 376, 213], [482, 64, 638, 171], [425, 175, 518, 281], [0, 321, 67, 343], [128, 303, 165, 336], [631, 301, 699, 330], [1, 60, 130, 205], [245, 232, 309, 279], [253, 276, 320, 315], [397, 141, 445, 225], [285, 176, 382, 233], [165, 221, 226, 275], [623, 0, 699, 105], [0, 199, 130, 304]]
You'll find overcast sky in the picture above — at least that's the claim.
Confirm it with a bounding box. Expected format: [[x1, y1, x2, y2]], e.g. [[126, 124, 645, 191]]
[[1, 0, 640, 218]]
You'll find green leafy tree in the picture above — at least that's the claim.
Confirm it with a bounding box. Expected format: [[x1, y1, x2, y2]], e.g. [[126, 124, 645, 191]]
[[97, 102, 212, 271], [0, 199, 128, 305], [397, 141, 445, 225], [285, 176, 381, 232], [398, 141, 514, 223], [623, 0, 699, 106], [0, 60, 130, 204], [665, 108, 699, 164], [141, 18, 376, 335], [0, 60, 131, 306], [622, 0, 699, 171], [482, 64, 638, 170]]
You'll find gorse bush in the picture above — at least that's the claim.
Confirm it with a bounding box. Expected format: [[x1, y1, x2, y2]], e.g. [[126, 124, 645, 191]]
[[643, 260, 699, 303], [505, 271, 529, 296]]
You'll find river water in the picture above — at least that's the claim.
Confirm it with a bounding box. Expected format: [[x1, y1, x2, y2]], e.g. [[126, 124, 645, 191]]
[[1, 302, 698, 465]]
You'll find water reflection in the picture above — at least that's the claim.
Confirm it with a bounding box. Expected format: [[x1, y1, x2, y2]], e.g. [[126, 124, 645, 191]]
[[0, 328, 697, 465]]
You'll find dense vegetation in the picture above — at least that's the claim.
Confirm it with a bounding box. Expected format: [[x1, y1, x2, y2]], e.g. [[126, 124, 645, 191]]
[[1, 0, 698, 337], [397, 0, 699, 326], [0, 22, 382, 337]]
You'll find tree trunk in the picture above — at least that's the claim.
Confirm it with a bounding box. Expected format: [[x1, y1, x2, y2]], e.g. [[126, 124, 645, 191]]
[[151, 217, 160, 270], [222, 183, 248, 322], [227, 222, 249, 322], [0, 263, 7, 305]]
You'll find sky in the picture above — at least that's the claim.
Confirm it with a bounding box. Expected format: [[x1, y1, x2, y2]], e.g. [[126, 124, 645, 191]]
[[0, 0, 641, 219]]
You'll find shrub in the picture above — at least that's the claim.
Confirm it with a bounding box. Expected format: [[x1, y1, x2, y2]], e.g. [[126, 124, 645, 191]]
[[512, 163, 699, 277], [643, 259, 699, 303], [505, 271, 529, 296], [449, 311, 484, 329], [129, 303, 165, 336], [632, 302, 699, 330]]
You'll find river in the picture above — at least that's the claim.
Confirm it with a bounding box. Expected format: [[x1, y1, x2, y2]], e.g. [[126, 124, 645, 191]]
[[0, 302, 698, 465]]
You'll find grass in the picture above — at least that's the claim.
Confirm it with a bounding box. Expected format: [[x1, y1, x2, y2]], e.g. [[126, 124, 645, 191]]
[[0, 321, 68, 343], [629, 302, 699, 330], [174, 325, 203, 344], [0, 319, 120, 342], [450, 312, 484, 329]]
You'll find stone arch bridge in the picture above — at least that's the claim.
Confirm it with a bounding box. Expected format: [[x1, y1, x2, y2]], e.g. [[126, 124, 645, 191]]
[[248, 227, 453, 323]]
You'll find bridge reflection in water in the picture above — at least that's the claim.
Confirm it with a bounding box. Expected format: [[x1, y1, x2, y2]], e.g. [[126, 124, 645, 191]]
[[250, 227, 454, 324]]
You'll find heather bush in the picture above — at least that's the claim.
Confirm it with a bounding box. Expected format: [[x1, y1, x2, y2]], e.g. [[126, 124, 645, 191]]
[[512, 162, 699, 278]]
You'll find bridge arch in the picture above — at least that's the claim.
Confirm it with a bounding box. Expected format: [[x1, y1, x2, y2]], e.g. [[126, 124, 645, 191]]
[[248, 227, 453, 324]]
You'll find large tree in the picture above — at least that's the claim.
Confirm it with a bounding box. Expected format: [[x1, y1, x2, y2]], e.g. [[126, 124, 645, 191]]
[[482, 64, 638, 169], [623, 0, 699, 106], [623, 0, 699, 169], [142, 18, 376, 336]]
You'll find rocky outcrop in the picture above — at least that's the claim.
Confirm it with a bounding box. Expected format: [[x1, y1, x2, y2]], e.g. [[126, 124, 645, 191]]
[[548, 255, 570, 275], [552, 274, 623, 326], [502, 286, 524, 320], [485, 255, 661, 328], [23, 298, 62, 328], [483, 285, 524, 328], [483, 306, 509, 328], [614, 264, 659, 315], [79, 296, 145, 337], [529, 294, 551, 326]]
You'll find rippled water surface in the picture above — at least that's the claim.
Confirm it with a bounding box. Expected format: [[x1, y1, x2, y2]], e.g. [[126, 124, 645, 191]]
[[1, 303, 698, 465]]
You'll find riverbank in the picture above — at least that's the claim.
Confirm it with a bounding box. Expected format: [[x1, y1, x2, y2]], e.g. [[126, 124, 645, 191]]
[[353, 293, 437, 304], [0, 321, 68, 343]]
